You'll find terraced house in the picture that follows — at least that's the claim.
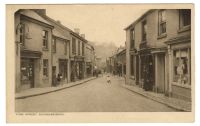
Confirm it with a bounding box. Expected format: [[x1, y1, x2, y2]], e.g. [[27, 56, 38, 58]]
[[15, 9, 54, 92], [125, 9, 191, 101], [15, 9, 95, 92]]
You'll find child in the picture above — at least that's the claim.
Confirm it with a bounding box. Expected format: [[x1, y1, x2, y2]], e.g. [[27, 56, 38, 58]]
[[107, 75, 111, 84]]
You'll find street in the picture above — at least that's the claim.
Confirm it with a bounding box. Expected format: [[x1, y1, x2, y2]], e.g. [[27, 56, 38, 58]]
[[15, 75, 177, 112]]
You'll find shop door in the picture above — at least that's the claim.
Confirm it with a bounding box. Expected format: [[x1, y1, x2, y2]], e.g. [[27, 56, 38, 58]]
[[21, 59, 34, 88], [143, 55, 154, 91]]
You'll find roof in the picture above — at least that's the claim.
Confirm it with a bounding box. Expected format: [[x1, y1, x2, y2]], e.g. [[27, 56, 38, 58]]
[[39, 13, 88, 42], [19, 9, 52, 26], [124, 9, 154, 30], [52, 29, 68, 40]]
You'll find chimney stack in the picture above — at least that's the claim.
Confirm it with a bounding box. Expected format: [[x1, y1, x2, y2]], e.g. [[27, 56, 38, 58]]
[[74, 28, 80, 35], [32, 9, 46, 16], [80, 34, 85, 39]]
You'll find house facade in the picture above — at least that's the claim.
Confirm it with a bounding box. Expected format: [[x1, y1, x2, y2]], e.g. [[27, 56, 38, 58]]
[[85, 43, 95, 77], [38, 12, 71, 85], [70, 30, 87, 81], [15, 9, 54, 92], [125, 9, 191, 101]]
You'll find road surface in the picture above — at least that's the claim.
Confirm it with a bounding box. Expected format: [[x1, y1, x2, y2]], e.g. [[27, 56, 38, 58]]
[[15, 75, 177, 112]]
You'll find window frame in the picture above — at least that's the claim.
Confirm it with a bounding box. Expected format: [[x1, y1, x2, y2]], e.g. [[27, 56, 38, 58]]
[[78, 40, 81, 55], [52, 38, 56, 53], [43, 59, 49, 77], [179, 9, 191, 31], [172, 48, 191, 88], [64, 41, 67, 55], [82, 42, 85, 56], [142, 20, 147, 42], [72, 37, 76, 54], [20, 23, 25, 46], [130, 28, 135, 49], [130, 55, 134, 76], [42, 30, 48, 49], [158, 10, 167, 36]]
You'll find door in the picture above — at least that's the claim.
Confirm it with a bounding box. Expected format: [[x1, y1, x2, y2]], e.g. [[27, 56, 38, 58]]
[[21, 58, 34, 89], [157, 53, 165, 93]]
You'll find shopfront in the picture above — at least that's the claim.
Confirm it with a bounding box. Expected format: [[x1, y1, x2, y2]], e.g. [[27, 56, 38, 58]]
[[139, 49, 155, 91], [166, 35, 191, 101], [20, 50, 41, 91], [59, 59, 68, 82]]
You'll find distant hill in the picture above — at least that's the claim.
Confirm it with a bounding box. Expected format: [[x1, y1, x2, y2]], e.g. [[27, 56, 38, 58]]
[[89, 41, 118, 62]]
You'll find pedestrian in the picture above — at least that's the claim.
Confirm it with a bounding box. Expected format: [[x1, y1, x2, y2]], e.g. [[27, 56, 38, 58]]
[[106, 75, 111, 84], [57, 73, 61, 85]]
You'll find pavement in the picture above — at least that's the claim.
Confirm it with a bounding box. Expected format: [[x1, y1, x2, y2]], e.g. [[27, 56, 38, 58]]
[[15, 76, 96, 99], [119, 77, 192, 112]]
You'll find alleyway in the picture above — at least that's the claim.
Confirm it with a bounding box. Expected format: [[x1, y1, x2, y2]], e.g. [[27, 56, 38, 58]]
[[15, 75, 178, 112]]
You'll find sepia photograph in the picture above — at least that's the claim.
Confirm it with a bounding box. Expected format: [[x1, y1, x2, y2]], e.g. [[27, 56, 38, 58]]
[[6, 4, 194, 123]]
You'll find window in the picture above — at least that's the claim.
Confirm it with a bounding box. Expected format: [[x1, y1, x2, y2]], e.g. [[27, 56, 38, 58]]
[[179, 9, 191, 28], [20, 24, 25, 46], [78, 41, 80, 55], [43, 59, 48, 77], [130, 55, 134, 76], [72, 37, 76, 54], [173, 48, 191, 86], [82, 43, 85, 55], [130, 29, 135, 49], [142, 20, 147, 41], [52, 38, 56, 53], [64, 42, 67, 55], [158, 10, 166, 35], [42, 30, 48, 49]]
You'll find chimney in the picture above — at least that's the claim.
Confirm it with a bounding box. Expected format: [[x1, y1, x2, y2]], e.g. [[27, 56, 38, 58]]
[[56, 20, 61, 24], [80, 34, 85, 39], [32, 9, 46, 16], [74, 28, 80, 35]]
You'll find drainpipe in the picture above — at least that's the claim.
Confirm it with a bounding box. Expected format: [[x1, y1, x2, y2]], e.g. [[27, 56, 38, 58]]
[[168, 45, 172, 97]]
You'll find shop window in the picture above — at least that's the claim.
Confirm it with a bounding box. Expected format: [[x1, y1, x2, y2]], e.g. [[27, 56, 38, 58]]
[[43, 59, 48, 77], [179, 9, 191, 28], [158, 10, 166, 35], [42, 30, 48, 49], [173, 48, 190, 86]]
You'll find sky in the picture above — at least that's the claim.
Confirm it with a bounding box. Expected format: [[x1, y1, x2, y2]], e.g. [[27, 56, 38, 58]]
[[46, 5, 148, 46]]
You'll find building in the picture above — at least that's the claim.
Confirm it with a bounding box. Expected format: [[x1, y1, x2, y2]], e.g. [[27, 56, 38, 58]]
[[37, 11, 71, 85], [15, 9, 54, 92], [116, 48, 126, 77], [125, 9, 191, 101], [85, 43, 95, 77], [70, 29, 87, 81]]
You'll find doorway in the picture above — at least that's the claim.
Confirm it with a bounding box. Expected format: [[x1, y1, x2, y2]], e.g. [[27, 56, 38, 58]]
[[21, 58, 34, 89]]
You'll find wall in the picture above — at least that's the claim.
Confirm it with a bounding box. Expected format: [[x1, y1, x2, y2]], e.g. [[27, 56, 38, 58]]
[[21, 17, 52, 88]]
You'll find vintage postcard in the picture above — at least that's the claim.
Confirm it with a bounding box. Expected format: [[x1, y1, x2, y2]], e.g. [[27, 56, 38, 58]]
[[6, 4, 194, 123]]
